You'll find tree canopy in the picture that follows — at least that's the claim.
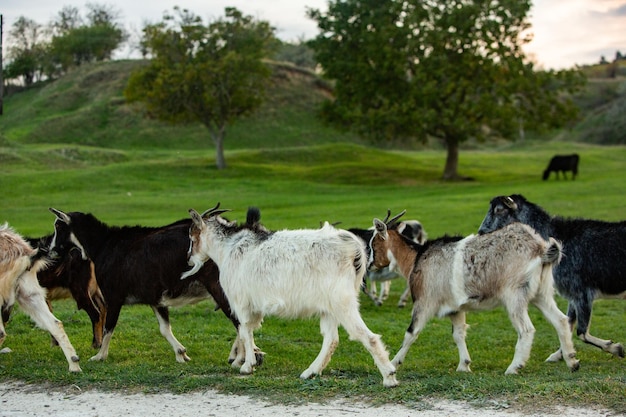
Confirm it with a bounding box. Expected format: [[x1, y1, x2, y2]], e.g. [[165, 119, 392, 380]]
[[308, 0, 586, 179], [3, 4, 126, 84], [124, 7, 278, 169], [4, 17, 47, 85]]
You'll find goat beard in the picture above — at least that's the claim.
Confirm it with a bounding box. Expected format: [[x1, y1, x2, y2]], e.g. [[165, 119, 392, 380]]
[[180, 256, 204, 280]]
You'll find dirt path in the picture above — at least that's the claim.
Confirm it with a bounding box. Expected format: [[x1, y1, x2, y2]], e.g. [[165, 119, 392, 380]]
[[0, 382, 614, 417]]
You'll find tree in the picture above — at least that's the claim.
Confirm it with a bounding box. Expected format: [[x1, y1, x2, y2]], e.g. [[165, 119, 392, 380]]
[[48, 3, 126, 73], [50, 5, 83, 35], [125, 7, 278, 169], [308, 0, 585, 179], [4, 16, 47, 85]]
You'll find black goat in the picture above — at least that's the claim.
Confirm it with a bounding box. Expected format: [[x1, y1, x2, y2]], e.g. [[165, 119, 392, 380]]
[[27, 234, 105, 349], [48, 208, 262, 364], [543, 154, 579, 180], [478, 194, 625, 359]]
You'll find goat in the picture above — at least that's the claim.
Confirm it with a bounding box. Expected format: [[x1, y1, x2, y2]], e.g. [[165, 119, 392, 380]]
[[349, 219, 427, 307], [543, 154, 579, 180], [368, 211, 580, 375], [0, 223, 81, 372], [27, 235, 105, 349], [182, 204, 399, 387], [478, 194, 626, 360], [48, 208, 262, 365]]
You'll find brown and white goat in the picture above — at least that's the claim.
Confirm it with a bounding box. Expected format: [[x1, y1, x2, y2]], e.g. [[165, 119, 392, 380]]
[[349, 218, 427, 307], [0, 223, 81, 372], [368, 211, 580, 375]]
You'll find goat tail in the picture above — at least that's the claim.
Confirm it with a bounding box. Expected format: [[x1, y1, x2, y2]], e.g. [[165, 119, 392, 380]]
[[542, 238, 563, 266], [29, 249, 51, 274]]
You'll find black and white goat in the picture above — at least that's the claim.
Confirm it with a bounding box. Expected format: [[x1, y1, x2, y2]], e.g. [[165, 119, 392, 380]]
[[0, 223, 81, 372], [349, 218, 427, 307], [369, 211, 580, 375], [48, 208, 260, 365], [183, 204, 399, 387], [478, 194, 625, 359]]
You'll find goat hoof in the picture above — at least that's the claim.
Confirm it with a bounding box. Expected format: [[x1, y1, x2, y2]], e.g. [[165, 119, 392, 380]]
[[239, 364, 254, 375], [69, 364, 82, 373], [570, 360, 580, 372], [254, 351, 265, 367], [299, 369, 315, 380], [383, 374, 399, 388], [612, 343, 624, 358], [505, 365, 522, 375]]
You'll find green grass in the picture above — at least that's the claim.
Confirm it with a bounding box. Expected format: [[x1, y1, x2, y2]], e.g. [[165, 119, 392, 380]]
[[0, 61, 625, 413], [1, 140, 625, 413]]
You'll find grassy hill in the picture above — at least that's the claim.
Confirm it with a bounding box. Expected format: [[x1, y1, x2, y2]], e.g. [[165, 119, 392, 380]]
[[0, 60, 363, 151]]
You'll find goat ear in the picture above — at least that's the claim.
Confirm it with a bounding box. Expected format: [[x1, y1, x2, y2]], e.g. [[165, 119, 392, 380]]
[[373, 218, 388, 239], [49, 207, 71, 224], [188, 209, 205, 229]]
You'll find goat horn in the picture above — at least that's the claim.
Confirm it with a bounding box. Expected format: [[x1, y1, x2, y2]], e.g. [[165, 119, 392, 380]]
[[200, 202, 231, 218], [503, 196, 517, 210], [382, 209, 392, 224], [386, 210, 407, 227]]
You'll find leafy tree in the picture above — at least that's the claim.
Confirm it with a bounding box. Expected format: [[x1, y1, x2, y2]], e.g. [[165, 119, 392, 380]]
[[48, 3, 126, 73], [50, 5, 83, 35], [4, 16, 47, 85], [125, 7, 278, 169], [308, 0, 585, 179]]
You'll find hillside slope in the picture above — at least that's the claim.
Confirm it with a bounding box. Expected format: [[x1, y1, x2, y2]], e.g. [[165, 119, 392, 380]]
[[2, 60, 624, 149], [0, 60, 360, 151]]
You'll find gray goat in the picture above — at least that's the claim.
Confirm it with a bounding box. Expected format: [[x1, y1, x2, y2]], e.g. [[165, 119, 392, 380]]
[[368, 211, 580, 375]]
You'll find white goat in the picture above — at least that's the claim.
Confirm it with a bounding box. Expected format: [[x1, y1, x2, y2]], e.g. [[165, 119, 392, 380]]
[[368, 211, 580, 375], [182, 204, 398, 387], [0, 223, 81, 372]]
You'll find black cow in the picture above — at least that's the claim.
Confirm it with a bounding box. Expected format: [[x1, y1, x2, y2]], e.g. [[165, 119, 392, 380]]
[[48, 209, 263, 365], [478, 194, 625, 360], [543, 154, 579, 180]]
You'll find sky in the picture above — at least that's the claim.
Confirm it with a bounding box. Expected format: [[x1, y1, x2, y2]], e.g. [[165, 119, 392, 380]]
[[2, 0, 626, 70]]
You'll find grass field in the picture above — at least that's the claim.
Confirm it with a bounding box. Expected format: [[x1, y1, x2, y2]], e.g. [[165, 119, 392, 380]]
[[0, 61, 625, 413], [1, 140, 624, 413]]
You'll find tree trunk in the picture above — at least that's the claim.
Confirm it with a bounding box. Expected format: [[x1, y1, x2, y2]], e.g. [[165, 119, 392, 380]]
[[215, 134, 226, 170], [442, 137, 459, 180], [209, 123, 227, 170]]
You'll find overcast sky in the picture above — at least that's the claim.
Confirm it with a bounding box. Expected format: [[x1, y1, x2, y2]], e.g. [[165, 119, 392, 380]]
[[2, 0, 626, 69]]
